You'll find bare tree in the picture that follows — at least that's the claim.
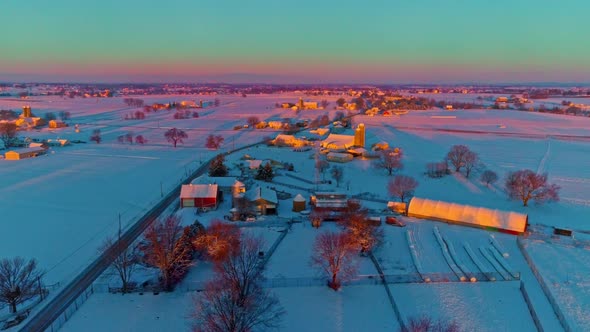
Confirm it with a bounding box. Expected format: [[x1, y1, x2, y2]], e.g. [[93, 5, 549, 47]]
[[206, 134, 224, 150], [193, 235, 284, 332], [246, 116, 260, 127], [99, 234, 139, 293], [135, 135, 147, 145], [59, 111, 71, 121], [315, 155, 330, 179], [90, 129, 101, 144], [388, 175, 419, 203], [480, 170, 498, 186], [505, 170, 560, 206], [330, 166, 344, 187], [311, 231, 358, 290], [374, 148, 403, 176], [446, 145, 471, 172], [339, 201, 383, 254], [165, 128, 187, 148], [140, 215, 194, 291], [401, 316, 459, 332], [0, 257, 44, 313], [0, 123, 18, 148], [193, 220, 241, 264], [320, 100, 330, 109], [463, 150, 479, 178]]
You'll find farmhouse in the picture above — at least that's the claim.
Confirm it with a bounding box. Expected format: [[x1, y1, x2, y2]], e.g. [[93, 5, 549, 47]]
[[407, 197, 528, 235], [191, 175, 245, 196], [46, 139, 70, 147], [246, 186, 278, 215], [4, 147, 47, 160], [180, 184, 219, 209]]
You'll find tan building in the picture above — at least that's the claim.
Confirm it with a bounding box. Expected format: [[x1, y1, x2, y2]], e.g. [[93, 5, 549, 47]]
[[4, 147, 47, 160], [292, 194, 306, 212]]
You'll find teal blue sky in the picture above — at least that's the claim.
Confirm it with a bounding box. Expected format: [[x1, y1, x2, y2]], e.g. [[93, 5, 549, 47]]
[[1, 0, 589, 83]]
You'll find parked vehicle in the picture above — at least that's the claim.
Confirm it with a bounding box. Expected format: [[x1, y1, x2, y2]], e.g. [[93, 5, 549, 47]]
[[385, 216, 406, 227]]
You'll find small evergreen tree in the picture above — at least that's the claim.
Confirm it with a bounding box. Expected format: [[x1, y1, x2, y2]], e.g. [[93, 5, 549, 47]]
[[208, 154, 228, 177], [255, 162, 274, 181]]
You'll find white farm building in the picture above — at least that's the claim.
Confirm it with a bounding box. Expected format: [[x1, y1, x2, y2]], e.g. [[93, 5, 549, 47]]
[[407, 197, 528, 235]]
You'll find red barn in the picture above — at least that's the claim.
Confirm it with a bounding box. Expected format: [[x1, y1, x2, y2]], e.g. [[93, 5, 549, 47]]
[[180, 184, 219, 209]]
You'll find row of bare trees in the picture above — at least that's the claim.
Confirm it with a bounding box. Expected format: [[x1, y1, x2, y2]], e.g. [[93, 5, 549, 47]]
[[100, 217, 284, 331]]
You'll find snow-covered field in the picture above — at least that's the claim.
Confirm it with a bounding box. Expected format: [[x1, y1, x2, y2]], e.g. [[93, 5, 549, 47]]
[[4, 93, 590, 330], [523, 239, 590, 331]]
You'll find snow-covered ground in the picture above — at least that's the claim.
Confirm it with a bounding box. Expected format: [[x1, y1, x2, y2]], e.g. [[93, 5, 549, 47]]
[[523, 238, 590, 331], [4, 93, 590, 330], [391, 281, 536, 332]]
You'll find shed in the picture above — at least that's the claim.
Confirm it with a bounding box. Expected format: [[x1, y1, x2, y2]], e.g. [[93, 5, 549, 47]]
[[246, 186, 278, 215], [4, 147, 47, 160], [293, 194, 306, 212], [180, 184, 219, 209], [407, 197, 528, 235]]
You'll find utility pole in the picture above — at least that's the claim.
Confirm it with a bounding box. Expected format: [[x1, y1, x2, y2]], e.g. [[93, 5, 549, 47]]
[[38, 276, 43, 301], [160, 181, 163, 197]]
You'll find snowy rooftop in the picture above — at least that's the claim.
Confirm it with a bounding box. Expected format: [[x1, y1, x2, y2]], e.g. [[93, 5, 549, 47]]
[[246, 186, 278, 204], [191, 175, 239, 187], [180, 184, 218, 199]]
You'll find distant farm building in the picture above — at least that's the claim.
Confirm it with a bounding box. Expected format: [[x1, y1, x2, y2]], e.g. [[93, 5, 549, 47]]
[[292, 194, 306, 212], [48, 120, 67, 128], [387, 201, 407, 214], [180, 184, 219, 209], [4, 147, 47, 160], [246, 186, 278, 215], [326, 152, 353, 163], [46, 139, 70, 147], [311, 192, 348, 211], [272, 134, 307, 148], [407, 197, 528, 235]]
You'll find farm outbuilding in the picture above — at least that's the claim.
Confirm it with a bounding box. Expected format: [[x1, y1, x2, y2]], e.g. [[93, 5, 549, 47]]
[[326, 152, 353, 163], [180, 184, 219, 209], [407, 197, 528, 235], [4, 147, 47, 160], [292, 194, 306, 212], [246, 186, 278, 215]]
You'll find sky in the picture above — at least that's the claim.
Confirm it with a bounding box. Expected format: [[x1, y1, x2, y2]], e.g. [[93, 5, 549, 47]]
[[1, 0, 589, 84]]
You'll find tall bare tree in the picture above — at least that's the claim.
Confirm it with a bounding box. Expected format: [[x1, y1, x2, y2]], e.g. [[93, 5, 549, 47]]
[[339, 200, 383, 254], [463, 150, 479, 178], [0, 123, 18, 148], [165, 128, 188, 148], [446, 145, 471, 172], [330, 166, 344, 187], [194, 235, 284, 332], [193, 220, 241, 264], [374, 148, 403, 176], [140, 215, 194, 291], [0, 257, 43, 313], [505, 170, 560, 206], [388, 175, 419, 203], [311, 231, 358, 290], [99, 234, 139, 293]]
